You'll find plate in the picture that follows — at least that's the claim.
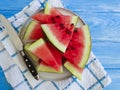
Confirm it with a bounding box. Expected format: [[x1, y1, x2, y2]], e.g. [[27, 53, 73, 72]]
[[20, 8, 85, 81]]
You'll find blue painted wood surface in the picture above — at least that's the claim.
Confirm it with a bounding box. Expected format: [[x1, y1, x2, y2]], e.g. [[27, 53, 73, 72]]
[[0, 0, 120, 90]]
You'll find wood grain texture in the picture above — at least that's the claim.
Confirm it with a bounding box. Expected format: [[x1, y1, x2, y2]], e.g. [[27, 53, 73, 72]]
[[62, 0, 120, 89], [0, 0, 32, 18], [0, 0, 120, 89]]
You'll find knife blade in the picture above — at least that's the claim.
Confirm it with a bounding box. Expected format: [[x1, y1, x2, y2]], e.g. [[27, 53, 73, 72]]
[[0, 14, 39, 80]]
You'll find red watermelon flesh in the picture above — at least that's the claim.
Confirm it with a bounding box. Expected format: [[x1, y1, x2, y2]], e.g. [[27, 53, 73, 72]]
[[36, 41, 63, 72], [32, 14, 53, 23], [24, 43, 63, 73], [41, 23, 75, 52], [32, 14, 77, 26], [64, 25, 91, 68], [46, 41, 63, 66], [28, 38, 61, 71], [47, 7, 61, 15], [23, 20, 45, 41]]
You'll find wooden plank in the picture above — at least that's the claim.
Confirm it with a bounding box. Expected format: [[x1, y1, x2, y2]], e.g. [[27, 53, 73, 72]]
[[62, 0, 120, 13], [0, 0, 32, 18], [0, 67, 12, 90], [92, 41, 120, 68], [104, 68, 120, 90], [0, 0, 32, 9]]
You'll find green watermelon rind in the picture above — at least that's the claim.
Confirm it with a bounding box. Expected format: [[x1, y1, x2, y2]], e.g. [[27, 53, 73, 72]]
[[24, 43, 39, 62], [41, 24, 66, 52], [64, 61, 83, 80], [27, 38, 45, 52], [36, 64, 63, 73], [79, 25, 92, 68], [44, 2, 51, 14], [71, 16, 78, 26], [23, 21, 37, 40]]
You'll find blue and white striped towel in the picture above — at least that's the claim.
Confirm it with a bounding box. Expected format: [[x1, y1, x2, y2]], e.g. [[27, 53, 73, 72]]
[[0, 0, 111, 90]]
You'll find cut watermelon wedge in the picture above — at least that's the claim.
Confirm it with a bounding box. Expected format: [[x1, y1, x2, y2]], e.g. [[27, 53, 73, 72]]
[[23, 20, 44, 41], [41, 24, 75, 53], [24, 43, 39, 62], [64, 25, 91, 68], [32, 14, 78, 26], [64, 61, 83, 80], [27, 38, 61, 71], [37, 41, 63, 73], [24, 43, 63, 73]]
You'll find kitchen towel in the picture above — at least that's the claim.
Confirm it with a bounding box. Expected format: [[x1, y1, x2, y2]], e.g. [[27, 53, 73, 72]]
[[0, 0, 111, 90]]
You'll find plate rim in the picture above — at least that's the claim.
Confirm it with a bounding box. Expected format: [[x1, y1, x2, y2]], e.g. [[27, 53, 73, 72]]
[[19, 7, 85, 81]]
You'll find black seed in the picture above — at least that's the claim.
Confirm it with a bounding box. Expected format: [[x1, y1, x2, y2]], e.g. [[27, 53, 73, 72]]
[[74, 29, 78, 32], [51, 17, 55, 21], [59, 23, 65, 29], [70, 46, 75, 50], [71, 23, 74, 26], [66, 47, 69, 51], [51, 17, 56, 23], [65, 29, 71, 35], [60, 23, 64, 27], [62, 56, 67, 63], [56, 15, 60, 18]]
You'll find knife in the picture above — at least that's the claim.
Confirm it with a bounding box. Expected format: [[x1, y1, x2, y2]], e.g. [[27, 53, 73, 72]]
[[0, 14, 39, 80]]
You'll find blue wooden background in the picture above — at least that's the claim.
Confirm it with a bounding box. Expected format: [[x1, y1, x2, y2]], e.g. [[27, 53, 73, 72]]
[[0, 0, 120, 90]]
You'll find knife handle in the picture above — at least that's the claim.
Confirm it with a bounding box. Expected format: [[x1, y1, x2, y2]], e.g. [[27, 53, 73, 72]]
[[20, 51, 39, 80]]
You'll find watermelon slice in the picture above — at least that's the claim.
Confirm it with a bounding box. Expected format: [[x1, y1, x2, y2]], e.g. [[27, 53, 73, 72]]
[[24, 43, 39, 62], [64, 25, 91, 68], [36, 41, 63, 73], [32, 14, 78, 25], [23, 20, 44, 41], [41, 23, 75, 53], [64, 61, 83, 80], [27, 38, 61, 71], [24, 43, 63, 73]]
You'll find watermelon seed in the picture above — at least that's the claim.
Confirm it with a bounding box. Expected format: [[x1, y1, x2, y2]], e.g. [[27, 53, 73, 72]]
[[71, 23, 74, 26], [66, 47, 69, 51], [51, 17, 56, 23], [65, 29, 71, 35], [56, 15, 60, 18], [70, 47, 75, 50], [74, 29, 78, 32], [59, 23, 65, 29]]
